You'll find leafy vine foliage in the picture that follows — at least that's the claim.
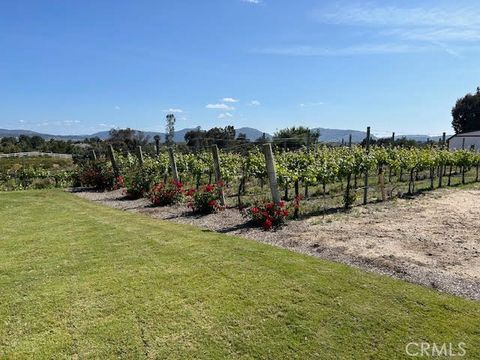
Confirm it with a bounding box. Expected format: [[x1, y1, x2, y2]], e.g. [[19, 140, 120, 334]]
[[3, 144, 480, 229]]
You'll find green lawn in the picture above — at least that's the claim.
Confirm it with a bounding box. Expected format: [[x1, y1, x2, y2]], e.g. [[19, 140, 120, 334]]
[[0, 191, 479, 359]]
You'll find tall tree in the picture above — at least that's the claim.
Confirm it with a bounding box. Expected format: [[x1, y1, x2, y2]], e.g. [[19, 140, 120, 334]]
[[452, 87, 480, 134], [165, 114, 176, 146]]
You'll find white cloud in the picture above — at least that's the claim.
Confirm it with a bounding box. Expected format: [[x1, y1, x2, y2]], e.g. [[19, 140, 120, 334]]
[[256, 43, 436, 56], [385, 28, 480, 43], [314, 4, 480, 29], [218, 112, 234, 119], [19, 119, 25, 123], [242, 0, 260, 4], [299, 101, 324, 107], [313, 4, 480, 52], [115, 105, 120, 110], [206, 103, 235, 110], [63, 120, 81, 125], [249, 100, 261, 106], [98, 123, 116, 128], [259, 4, 480, 58], [163, 108, 184, 113], [222, 97, 239, 103]]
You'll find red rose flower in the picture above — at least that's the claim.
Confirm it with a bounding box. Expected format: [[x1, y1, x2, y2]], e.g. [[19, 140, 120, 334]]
[[204, 184, 215, 192], [263, 219, 273, 230], [185, 188, 196, 197]]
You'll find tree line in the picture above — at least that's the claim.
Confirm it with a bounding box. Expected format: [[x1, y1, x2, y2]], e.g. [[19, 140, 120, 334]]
[[0, 135, 84, 154]]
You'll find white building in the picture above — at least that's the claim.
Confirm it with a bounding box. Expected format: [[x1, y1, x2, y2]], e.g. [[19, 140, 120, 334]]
[[448, 130, 480, 151]]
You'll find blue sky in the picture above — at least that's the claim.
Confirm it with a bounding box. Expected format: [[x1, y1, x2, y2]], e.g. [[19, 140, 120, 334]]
[[1, 0, 479, 136]]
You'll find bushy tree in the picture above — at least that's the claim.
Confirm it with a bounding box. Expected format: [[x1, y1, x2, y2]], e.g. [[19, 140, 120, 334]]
[[452, 87, 480, 134], [184, 127, 206, 149], [0, 135, 81, 154], [184, 126, 238, 149], [108, 128, 149, 154], [273, 126, 319, 150]]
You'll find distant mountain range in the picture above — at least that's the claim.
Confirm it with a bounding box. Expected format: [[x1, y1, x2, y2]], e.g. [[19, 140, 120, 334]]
[[0, 127, 269, 143], [0, 127, 448, 143], [313, 128, 370, 143]]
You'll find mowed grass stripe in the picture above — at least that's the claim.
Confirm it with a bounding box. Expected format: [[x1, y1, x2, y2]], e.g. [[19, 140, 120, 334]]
[[0, 190, 478, 359]]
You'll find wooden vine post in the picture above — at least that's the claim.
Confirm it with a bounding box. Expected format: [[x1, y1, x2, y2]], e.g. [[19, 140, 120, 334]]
[[344, 133, 354, 209], [294, 180, 300, 218], [476, 161, 480, 182], [304, 138, 311, 199], [91, 150, 97, 161], [168, 147, 179, 182], [155, 137, 161, 157], [448, 165, 453, 186], [430, 166, 435, 190], [237, 165, 245, 207], [363, 126, 371, 205], [379, 165, 386, 201], [344, 172, 353, 209], [108, 145, 120, 178], [211, 145, 225, 206], [263, 143, 281, 203], [438, 132, 446, 188], [461, 138, 466, 184], [438, 166, 444, 188], [388, 132, 395, 182], [137, 146, 144, 167]]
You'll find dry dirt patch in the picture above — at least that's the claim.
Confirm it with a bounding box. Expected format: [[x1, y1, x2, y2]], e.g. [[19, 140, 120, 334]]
[[72, 188, 480, 300]]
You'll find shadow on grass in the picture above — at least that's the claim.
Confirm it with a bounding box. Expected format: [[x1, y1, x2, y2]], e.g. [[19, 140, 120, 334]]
[[67, 186, 103, 193], [217, 220, 257, 234]]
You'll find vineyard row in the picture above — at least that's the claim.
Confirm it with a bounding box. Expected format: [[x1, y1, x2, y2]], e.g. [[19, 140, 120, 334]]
[[106, 143, 480, 209]]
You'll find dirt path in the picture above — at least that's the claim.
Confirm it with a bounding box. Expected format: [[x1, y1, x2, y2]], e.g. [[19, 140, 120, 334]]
[[71, 188, 480, 301]]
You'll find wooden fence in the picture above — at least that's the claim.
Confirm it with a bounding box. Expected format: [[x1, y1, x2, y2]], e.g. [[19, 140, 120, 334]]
[[0, 152, 72, 159]]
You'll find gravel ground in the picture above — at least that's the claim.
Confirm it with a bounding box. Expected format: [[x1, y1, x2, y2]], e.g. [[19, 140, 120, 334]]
[[71, 188, 480, 301]]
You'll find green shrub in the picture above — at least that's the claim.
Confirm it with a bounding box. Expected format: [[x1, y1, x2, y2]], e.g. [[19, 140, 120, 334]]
[[77, 161, 116, 190]]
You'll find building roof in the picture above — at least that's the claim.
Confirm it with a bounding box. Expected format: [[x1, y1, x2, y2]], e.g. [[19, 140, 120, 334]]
[[447, 130, 480, 141]]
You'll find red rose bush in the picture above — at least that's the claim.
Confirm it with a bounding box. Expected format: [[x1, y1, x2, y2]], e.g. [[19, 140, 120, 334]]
[[149, 180, 184, 206], [186, 183, 223, 214], [243, 200, 289, 230]]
